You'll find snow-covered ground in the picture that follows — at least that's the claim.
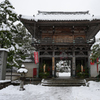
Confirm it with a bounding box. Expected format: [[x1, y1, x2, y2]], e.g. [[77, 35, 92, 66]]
[[59, 72, 71, 77], [0, 81, 100, 100]]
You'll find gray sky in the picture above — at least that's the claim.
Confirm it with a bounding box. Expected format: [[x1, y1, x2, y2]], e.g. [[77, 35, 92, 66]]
[[9, 0, 100, 16], [8, 0, 100, 38]]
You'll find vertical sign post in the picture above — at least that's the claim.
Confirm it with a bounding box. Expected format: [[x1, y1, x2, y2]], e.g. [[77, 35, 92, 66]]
[[34, 52, 39, 78]]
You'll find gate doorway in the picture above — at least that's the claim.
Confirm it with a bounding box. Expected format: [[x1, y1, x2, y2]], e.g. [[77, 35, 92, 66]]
[[39, 58, 52, 78], [55, 58, 71, 78]]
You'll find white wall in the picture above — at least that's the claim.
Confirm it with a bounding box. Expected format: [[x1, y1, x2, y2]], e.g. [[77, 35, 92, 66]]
[[23, 62, 37, 77], [90, 63, 100, 77]]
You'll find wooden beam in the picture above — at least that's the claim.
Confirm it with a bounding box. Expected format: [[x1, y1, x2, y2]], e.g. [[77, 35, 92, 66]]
[[55, 55, 73, 58], [37, 21, 92, 27], [76, 55, 88, 57], [39, 55, 52, 58]]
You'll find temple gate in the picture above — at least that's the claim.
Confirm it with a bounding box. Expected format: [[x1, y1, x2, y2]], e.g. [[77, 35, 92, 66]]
[[19, 11, 100, 78]]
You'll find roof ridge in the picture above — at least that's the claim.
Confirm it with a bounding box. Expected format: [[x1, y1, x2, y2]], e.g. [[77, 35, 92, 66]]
[[38, 10, 90, 15]]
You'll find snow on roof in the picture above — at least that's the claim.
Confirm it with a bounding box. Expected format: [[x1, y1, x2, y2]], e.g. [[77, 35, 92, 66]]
[[20, 11, 100, 22], [20, 15, 35, 20], [17, 68, 28, 73]]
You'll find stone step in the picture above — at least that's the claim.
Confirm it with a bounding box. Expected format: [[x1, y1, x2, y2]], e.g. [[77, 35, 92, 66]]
[[41, 78, 86, 86], [43, 80, 85, 83], [42, 83, 85, 86]]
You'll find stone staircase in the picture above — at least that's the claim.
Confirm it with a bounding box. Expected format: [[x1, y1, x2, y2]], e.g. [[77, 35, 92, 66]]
[[41, 78, 86, 86]]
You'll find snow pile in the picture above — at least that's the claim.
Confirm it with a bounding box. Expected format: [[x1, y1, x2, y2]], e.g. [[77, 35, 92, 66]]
[[0, 81, 100, 100], [0, 80, 10, 83], [72, 81, 100, 100], [59, 72, 71, 77]]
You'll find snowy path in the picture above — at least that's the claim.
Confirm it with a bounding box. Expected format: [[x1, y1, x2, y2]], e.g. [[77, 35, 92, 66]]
[[47, 87, 73, 100], [0, 81, 100, 100], [0, 85, 73, 100]]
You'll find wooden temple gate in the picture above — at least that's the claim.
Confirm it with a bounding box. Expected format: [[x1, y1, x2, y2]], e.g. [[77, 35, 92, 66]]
[[19, 11, 100, 78], [38, 45, 90, 77]]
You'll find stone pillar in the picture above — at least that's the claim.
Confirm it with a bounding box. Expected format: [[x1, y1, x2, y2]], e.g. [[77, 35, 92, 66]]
[[72, 50, 76, 77], [20, 73, 25, 91], [0, 49, 8, 80]]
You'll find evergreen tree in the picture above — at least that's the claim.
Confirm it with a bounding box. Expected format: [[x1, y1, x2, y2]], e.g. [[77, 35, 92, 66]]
[[13, 23, 35, 67], [0, 0, 18, 68], [0, 0, 18, 48], [0, 0, 35, 68], [91, 38, 100, 64]]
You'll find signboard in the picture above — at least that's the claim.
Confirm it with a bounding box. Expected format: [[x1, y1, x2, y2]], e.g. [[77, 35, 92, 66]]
[[34, 52, 39, 64]]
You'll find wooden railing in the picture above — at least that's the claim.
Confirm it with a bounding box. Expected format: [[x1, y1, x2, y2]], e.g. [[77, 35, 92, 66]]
[[32, 37, 95, 45]]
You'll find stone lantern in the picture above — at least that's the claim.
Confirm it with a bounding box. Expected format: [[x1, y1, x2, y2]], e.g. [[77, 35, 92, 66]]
[[17, 64, 28, 91]]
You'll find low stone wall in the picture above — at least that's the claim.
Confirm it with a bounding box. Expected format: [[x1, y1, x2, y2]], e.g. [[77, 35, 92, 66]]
[[0, 80, 11, 89]]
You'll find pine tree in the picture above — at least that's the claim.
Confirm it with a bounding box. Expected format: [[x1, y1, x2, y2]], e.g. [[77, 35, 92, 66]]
[[0, 0, 18, 48], [0, 0, 18, 68], [13, 23, 35, 67], [0, 0, 35, 68], [91, 38, 100, 64]]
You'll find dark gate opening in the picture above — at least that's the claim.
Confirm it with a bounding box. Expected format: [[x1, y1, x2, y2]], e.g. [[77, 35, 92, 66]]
[[39, 58, 52, 78], [76, 58, 89, 78]]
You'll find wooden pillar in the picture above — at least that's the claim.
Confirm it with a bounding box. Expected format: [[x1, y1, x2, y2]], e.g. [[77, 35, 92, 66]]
[[34, 23, 36, 38], [88, 51, 91, 77], [72, 49, 76, 77], [52, 57, 55, 77], [37, 51, 39, 78], [52, 51, 55, 77]]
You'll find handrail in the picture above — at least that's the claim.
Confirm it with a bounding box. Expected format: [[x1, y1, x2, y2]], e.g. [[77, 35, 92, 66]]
[[32, 38, 95, 45]]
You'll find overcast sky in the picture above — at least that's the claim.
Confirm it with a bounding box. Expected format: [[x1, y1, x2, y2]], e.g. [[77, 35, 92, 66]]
[[8, 0, 100, 16], [8, 0, 100, 38]]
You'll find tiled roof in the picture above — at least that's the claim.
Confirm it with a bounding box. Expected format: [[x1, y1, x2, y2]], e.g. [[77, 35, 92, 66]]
[[38, 11, 89, 15], [21, 11, 100, 21]]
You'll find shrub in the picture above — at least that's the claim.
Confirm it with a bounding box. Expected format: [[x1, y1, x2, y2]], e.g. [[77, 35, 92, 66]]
[[39, 72, 50, 79]]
